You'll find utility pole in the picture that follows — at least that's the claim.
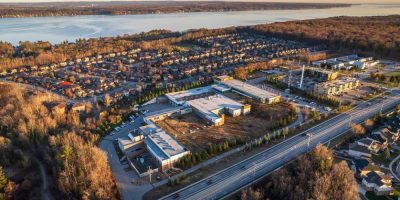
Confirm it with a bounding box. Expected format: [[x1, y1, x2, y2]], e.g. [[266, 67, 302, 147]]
[[253, 162, 257, 177], [288, 66, 292, 90], [148, 166, 152, 183], [349, 113, 353, 126]]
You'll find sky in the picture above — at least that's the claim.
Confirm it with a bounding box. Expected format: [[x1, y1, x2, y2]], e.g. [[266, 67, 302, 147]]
[[0, 0, 398, 4]]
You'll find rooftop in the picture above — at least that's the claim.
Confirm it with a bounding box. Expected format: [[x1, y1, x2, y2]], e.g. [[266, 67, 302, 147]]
[[211, 84, 231, 93], [218, 78, 278, 100], [118, 136, 134, 147], [349, 143, 370, 155], [364, 171, 392, 187], [139, 122, 162, 135], [165, 86, 213, 105], [145, 129, 188, 161], [187, 94, 243, 122]]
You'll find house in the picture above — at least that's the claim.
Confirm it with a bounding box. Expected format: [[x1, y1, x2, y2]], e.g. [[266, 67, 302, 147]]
[[348, 138, 383, 158], [372, 127, 399, 146], [71, 103, 86, 112], [51, 102, 66, 115], [349, 143, 371, 158], [351, 159, 380, 178], [371, 116, 400, 146], [362, 171, 393, 196]]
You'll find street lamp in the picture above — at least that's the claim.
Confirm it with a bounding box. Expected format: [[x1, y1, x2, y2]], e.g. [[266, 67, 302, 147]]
[[253, 162, 257, 178]]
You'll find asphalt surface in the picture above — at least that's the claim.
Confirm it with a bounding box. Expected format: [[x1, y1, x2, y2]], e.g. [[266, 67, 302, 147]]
[[246, 77, 328, 114], [99, 112, 150, 200], [160, 89, 400, 200]]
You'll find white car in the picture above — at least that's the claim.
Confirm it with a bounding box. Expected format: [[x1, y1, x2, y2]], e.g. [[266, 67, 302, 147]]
[[115, 127, 121, 131]]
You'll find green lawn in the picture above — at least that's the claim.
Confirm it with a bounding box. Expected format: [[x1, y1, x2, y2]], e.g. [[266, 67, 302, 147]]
[[384, 71, 400, 77]]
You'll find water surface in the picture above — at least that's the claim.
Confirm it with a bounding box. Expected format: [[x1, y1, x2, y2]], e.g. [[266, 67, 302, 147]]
[[0, 3, 399, 45]]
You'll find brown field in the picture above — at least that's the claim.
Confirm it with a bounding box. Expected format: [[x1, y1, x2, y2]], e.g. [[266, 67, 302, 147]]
[[155, 101, 293, 152]]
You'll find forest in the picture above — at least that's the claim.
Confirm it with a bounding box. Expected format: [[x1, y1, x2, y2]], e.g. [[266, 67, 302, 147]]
[[248, 15, 400, 59], [0, 83, 120, 200], [0, 1, 349, 18], [240, 144, 360, 200]]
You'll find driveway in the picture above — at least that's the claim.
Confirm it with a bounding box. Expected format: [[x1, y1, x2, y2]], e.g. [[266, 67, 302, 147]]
[[99, 114, 155, 200]]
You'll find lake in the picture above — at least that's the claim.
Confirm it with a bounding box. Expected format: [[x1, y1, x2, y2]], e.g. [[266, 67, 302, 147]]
[[0, 3, 399, 45]]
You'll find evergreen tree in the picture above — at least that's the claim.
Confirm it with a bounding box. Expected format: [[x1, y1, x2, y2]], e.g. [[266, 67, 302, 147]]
[[384, 148, 391, 160], [0, 166, 7, 192]]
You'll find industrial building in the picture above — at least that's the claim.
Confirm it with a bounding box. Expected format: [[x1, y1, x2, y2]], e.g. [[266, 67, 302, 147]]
[[117, 132, 145, 153], [165, 86, 214, 106], [120, 120, 190, 172], [165, 86, 251, 126], [214, 75, 281, 104], [144, 124, 190, 171], [187, 94, 250, 126], [120, 81, 258, 173], [312, 54, 374, 70]]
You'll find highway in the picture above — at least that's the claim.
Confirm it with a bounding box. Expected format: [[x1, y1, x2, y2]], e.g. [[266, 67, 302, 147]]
[[161, 89, 400, 200]]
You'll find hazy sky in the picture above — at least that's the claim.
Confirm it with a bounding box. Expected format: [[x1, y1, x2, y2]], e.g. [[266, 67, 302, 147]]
[[0, 0, 398, 3]]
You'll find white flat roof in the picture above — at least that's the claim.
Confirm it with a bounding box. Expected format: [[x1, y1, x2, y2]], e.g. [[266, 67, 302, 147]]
[[211, 84, 230, 92], [165, 86, 213, 105], [139, 122, 162, 135], [220, 79, 279, 100], [118, 137, 134, 147], [146, 129, 188, 161], [187, 94, 243, 122]]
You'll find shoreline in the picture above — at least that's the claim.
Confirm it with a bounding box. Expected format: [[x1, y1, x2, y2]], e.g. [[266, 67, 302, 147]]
[[0, 2, 352, 19]]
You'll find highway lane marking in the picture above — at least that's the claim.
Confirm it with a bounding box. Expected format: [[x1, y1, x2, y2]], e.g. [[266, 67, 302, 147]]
[[161, 94, 400, 200]]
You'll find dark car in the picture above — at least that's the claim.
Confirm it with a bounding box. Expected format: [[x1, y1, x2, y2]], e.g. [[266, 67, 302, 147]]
[[172, 193, 180, 199], [207, 179, 213, 185]]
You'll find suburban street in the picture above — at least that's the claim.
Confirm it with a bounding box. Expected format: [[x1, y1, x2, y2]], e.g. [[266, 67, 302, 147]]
[[161, 89, 400, 200]]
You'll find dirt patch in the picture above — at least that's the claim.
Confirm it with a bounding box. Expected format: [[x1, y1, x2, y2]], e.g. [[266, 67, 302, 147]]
[[156, 101, 293, 153]]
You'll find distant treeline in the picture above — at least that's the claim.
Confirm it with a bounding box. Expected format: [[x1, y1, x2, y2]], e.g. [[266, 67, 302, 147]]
[[247, 15, 400, 59], [0, 1, 350, 18]]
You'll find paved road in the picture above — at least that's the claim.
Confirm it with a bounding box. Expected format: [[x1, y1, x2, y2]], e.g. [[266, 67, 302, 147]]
[[160, 89, 400, 200], [389, 154, 400, 182], [99, 114, 151, 200], [31, 157, 53, 200]]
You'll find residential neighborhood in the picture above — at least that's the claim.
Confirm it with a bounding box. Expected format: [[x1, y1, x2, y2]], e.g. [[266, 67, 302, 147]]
[[0, 8, 399, 200]]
